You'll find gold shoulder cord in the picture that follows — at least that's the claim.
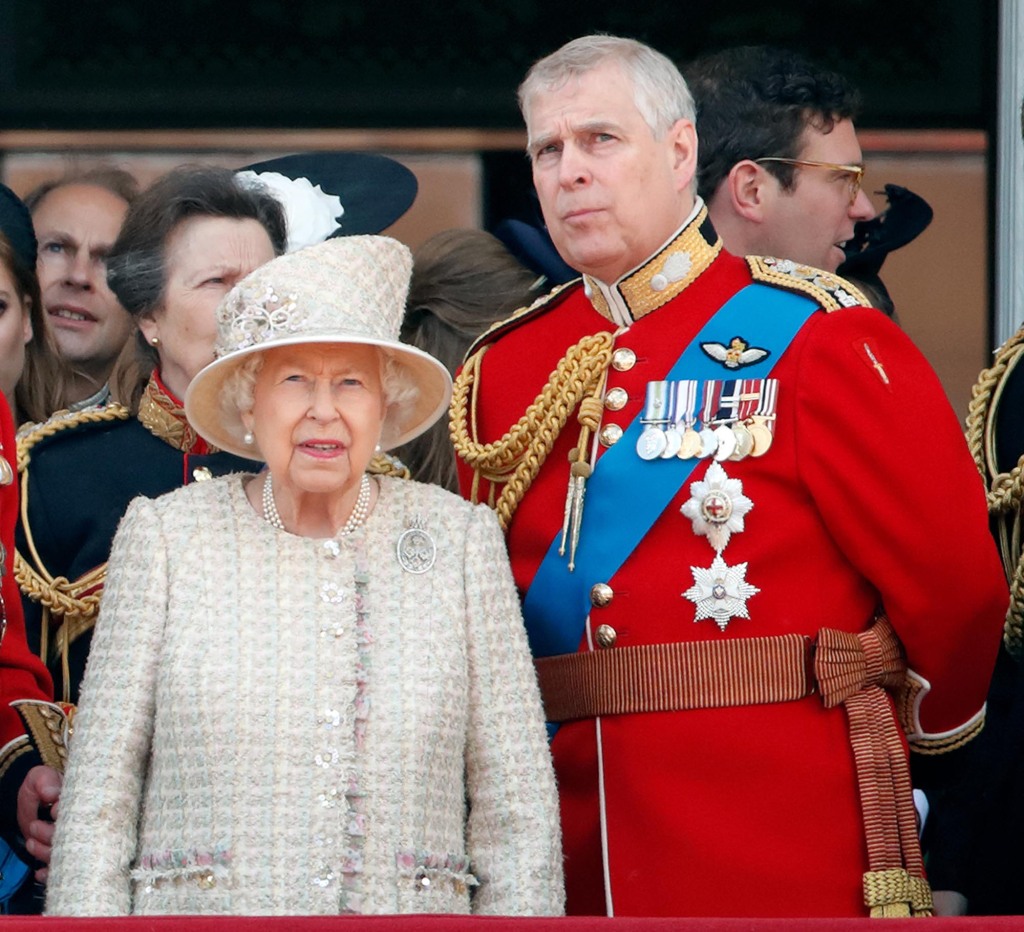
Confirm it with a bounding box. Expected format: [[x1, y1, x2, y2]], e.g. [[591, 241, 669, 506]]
[[966, 332, 1024, 655], [451, 331, 614, 531], [14, 404, 131, 701]]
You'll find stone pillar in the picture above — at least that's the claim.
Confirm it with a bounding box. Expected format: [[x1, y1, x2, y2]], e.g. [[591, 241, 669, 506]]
[[995, 0, 1024, 346]]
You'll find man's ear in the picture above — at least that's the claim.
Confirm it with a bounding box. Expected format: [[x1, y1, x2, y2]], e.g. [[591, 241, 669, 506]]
[[725, 160, 771, 223], [667, 119, 699, 193]]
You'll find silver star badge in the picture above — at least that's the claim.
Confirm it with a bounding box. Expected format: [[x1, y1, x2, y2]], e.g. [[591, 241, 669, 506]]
[[682, 553, 760, 631], [680, 461, 753, 553]]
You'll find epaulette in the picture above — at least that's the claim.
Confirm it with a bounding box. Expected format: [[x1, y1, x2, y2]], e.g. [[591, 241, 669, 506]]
[[10, 700, 72, 773], [15, 405, 130, 679], [464, 278, 581, 360], [368, 451, 411, 479], [17, 403, 131, 472], [747, 256, 870, 312], [965, 325, 1024, 656]]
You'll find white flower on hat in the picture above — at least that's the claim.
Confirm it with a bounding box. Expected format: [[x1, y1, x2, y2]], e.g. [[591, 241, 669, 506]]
[[236, 170, 344, 253]]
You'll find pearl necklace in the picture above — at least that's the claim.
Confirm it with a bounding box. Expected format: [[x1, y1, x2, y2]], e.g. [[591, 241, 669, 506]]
[[261, 473, 372, 535]]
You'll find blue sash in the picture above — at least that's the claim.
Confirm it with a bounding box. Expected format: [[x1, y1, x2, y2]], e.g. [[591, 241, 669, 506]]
[[522, 284, 817, 661], [0, 839, 30, 911]]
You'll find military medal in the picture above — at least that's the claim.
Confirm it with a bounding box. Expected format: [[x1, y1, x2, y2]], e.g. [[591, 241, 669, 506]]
[[747, 419, 773, 457], [659, 381, 681, 459], [747, 378, 779, 458], [661, 380, 694, 459], [682, 553, 760, 631], [636, 380, 669, 460], [695, 380, 721, 458], [728, 379, 760, 460], [637, 426, 667, 460], [680, 461, 753, 552], [712, 424, 736, 462], [662, 426, 682, 459], [679, 427, 703, 459], [731, 422, 754, 459], [695, 427, 716, 459]]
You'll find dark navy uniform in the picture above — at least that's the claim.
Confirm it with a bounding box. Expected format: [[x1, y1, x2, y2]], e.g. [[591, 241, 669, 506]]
[[15, 374, 260, 705], [933, 329, 1024, 913]]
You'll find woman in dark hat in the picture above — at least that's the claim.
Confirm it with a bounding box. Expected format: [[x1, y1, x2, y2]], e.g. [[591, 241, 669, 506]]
[[15, 165, 285, 713]]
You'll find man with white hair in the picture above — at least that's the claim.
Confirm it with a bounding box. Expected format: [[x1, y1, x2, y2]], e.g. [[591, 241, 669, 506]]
[[453, 34, 1004, 918]]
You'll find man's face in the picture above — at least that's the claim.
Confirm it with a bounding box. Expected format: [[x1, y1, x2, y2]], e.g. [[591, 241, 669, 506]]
[[527, 61, 696, 284], [32, 183, 133, 376], [757, 119, 876, 272]]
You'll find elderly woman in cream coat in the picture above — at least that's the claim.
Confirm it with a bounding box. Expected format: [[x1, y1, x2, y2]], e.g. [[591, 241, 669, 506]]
[[44, 236, 564, 917]]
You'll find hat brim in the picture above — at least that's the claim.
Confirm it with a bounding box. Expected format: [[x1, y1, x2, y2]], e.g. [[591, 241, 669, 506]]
[[240, 153, 418, 236], [184, 336, 453, 460]]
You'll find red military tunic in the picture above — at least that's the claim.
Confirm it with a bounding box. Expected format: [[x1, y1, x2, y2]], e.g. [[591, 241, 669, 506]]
[[0, 393, 54, 838], [456, 208, 1006, 917]]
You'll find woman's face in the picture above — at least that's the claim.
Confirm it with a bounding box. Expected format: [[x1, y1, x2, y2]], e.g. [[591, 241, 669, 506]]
[[0, 262, 33, 404], [138, 216, 276, 400], [243, 344, 387, 501]]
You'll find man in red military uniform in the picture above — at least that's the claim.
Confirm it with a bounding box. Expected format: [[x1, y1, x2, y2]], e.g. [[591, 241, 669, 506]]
[[453, 35, 1006, 918]]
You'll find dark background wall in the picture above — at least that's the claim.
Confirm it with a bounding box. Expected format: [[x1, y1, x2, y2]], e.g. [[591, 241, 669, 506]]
[[0, 1, 996, 130], [0, 0, 1001, 417], [1, 0, 997, 228]]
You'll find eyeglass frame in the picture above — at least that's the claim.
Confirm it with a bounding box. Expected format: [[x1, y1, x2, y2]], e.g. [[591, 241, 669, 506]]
[[753, 157, 866, 206]]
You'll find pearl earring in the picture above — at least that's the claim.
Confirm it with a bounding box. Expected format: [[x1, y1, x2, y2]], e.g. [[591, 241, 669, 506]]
[[243, 431, 254, 445], [150, 336, 160, 347]]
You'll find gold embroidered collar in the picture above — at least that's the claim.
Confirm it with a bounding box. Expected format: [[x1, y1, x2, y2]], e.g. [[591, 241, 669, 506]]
[[584, 203, 722, 325], [138, 373, 217, 455]]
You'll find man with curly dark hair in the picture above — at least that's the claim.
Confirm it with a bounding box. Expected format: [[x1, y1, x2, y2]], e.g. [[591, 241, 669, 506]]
[[685, 46, 875, 272]]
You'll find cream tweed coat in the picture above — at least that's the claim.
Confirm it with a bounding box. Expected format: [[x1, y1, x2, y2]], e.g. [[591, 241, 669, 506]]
[[45, 475, 563, 916]]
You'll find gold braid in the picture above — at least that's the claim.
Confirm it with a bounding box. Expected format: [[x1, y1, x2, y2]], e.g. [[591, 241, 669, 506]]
[[451, 331, 615, 530], [965, 334, 1024, 655], [14, 405, 131, 696]]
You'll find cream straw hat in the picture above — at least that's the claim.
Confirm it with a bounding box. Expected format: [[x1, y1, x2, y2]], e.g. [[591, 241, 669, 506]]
[[185, 235, 452, 458]]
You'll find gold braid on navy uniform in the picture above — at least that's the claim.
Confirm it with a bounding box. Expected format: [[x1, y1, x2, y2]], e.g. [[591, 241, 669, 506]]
[[451, 331, 614, 531], [966, 328, 1024, 655], [15, 405, 132, 700]]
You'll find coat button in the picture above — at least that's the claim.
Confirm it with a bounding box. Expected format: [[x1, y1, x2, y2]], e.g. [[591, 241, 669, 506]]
[[594, 624, 617, 648], [612, 348, 637, 371], [604, 387, 628, 411], [599, 424, 623, 447], [590, 582, 614, 607]]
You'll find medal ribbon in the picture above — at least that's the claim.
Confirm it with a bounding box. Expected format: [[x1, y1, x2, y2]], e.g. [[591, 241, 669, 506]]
[[700, 380, 724, 427], [674, 380, 698, 429], [738, 379, 762, 422], [522, 283, 818, 667], [641, 380, 670, 426], [754, 378, 780, 435]]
